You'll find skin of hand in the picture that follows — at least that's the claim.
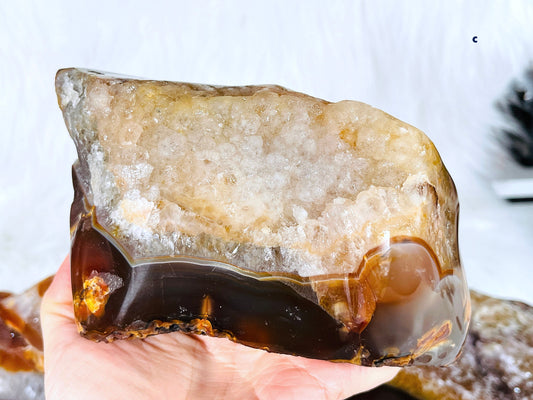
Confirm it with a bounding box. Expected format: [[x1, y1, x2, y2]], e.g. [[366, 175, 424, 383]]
[[41, 257, 398, 400]]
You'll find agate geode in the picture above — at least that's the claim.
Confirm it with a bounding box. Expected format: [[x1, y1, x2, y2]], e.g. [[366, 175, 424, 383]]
[[56, 68, 470, 367]]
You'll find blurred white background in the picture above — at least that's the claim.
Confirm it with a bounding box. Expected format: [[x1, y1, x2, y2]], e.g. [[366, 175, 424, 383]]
[[1, 0, 533, 303]]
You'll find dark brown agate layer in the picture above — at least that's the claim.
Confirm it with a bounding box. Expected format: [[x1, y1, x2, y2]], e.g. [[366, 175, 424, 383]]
[[70, 166, 469, 367], [72, 216, 359, 360]]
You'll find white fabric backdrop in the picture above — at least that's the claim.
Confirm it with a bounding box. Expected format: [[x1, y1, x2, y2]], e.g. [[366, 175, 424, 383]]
[[1, 0, 533, 303]]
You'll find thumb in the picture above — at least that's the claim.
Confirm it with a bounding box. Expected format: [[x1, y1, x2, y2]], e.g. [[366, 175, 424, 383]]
[[291, 357, 399, 399], [40, 256, 78, 346]]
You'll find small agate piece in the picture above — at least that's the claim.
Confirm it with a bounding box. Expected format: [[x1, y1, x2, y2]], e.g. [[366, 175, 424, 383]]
[[0, 277, 51, 400]]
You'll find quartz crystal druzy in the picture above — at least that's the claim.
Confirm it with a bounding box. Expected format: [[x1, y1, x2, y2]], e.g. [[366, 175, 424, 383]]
[[56, 68, 470, 367]]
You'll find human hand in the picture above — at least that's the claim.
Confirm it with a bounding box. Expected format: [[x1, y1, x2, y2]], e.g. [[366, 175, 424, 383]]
[[41, 257, 398, 400]]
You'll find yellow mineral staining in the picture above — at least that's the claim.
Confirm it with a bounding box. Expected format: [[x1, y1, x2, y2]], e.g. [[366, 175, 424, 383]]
[[314, 276, 376, 333], [200, 294, 213, 318], [415, 320, 452, 356], [81, 275, 111, 317], [192, 318, 215, 336]]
